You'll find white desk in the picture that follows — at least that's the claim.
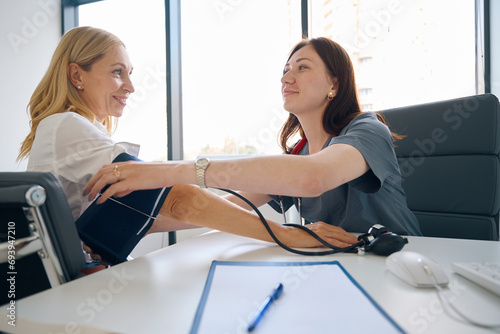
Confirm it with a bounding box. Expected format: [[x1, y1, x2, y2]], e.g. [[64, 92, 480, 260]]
[[2, 231, 500, 334]]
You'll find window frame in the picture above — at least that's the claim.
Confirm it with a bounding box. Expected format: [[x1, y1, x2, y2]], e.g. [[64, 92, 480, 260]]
[[476, 0, 491, 94]]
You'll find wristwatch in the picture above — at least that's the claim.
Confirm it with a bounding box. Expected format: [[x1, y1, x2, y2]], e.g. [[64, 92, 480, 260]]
[[195, 157, 211, 188]]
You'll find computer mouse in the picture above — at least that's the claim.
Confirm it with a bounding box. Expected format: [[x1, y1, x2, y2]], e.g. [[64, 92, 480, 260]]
[[386, 251, 449, 288]]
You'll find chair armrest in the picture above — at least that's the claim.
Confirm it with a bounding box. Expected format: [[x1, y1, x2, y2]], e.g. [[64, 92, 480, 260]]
[[0, 185, 46, 207]]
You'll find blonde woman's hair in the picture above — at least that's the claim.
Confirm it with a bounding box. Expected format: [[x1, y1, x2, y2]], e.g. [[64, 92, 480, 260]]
[[18, 26, 124, 161]]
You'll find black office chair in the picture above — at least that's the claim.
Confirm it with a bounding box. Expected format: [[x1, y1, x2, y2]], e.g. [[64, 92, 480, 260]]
[[380, 93, 500, 241], [0, 172, 86, 304]]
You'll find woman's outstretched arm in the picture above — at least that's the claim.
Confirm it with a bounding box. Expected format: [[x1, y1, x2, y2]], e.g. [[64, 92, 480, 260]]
[[150, 184, 357, 248], [85, 143, 368, 203]]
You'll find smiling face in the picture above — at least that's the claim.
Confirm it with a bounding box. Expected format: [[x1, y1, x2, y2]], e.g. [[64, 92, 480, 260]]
[[73, 44, 135, 123], [281, 44, 337, 118]]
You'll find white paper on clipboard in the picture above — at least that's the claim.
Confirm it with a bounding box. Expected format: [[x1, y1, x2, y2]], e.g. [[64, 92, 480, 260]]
[[190, 261, 405, 334]]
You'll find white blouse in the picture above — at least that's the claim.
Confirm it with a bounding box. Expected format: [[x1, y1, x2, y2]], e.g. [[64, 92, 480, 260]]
[[27, 112, 139, 221]]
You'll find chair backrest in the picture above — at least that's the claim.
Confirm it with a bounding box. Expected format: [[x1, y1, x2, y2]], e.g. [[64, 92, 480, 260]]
[[0, 172, 86, 303], [379, 93, 500, 240]]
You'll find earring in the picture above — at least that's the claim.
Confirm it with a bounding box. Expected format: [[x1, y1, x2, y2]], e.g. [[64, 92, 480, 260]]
[[327, 91, 335, 101], [77, 85, 82, 90]]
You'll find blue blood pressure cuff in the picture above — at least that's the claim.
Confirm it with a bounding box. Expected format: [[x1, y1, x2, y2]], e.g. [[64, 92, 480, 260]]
[[76, 153, 171, 265]]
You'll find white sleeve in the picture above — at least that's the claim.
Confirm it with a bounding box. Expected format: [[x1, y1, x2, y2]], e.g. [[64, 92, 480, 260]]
[[27, 112, 140, 220], [29, 112, 139, 183]]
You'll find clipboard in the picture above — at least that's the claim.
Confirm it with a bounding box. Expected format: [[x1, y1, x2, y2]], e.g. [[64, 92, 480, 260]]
[[190, 260, 405, 334]]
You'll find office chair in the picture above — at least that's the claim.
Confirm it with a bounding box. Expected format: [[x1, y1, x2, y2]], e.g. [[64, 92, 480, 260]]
[[0, 172, 86, 304], [380, 93, 500, 241]]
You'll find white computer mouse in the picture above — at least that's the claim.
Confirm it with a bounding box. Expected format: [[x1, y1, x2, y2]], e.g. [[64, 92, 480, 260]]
[[386, 251, 449, 288]]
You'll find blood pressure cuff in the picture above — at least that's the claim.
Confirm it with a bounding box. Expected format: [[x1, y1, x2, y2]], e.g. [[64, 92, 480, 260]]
[[76, 153, 171, 265]]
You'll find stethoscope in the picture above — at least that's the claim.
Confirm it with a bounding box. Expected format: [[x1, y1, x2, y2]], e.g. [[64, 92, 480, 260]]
[[278, 137, 308, 226], [279, 196, 305, 225]]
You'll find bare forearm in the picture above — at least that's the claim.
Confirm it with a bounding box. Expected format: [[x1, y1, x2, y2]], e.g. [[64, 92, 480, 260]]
[[147, 215, 200, 233], [205, 156, 311, 196], [160, 184, 321, 247], [222, 192, 272, 211], [169, 155, 326, 198], [171, 145, 367, 198]]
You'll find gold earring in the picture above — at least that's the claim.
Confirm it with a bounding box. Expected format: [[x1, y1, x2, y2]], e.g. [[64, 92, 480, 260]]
[[327, 91, 335, 101]]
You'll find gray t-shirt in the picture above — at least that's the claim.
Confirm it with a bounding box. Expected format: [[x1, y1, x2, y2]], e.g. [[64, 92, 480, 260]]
[[269, 112, 421, 236]]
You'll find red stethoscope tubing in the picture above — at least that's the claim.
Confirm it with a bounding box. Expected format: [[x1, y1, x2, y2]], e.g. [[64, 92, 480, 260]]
[[278, 137, 308, 224], [290, 137, 308, 155]]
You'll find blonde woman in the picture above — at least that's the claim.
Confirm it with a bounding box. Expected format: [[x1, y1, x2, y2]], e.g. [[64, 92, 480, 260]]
[[19, 27, 357, 264]]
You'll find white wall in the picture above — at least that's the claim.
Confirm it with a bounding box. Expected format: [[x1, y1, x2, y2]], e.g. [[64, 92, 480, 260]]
[[0, 0, 61, 171]]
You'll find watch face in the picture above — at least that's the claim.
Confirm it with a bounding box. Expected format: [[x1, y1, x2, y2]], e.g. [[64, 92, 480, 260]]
[[197, 158, 209, 168]]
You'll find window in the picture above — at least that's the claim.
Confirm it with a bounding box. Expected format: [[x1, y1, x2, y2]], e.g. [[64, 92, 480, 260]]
[[361, 104, 373, 111], [180, 1, 302, 159], [74, 0, 480, 160], [309, 0, 476, 110], [78, 0, 168, 162], [359, 88, 373, 96]]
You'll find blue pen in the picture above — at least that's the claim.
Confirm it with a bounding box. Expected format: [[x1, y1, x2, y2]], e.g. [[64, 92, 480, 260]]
[[247, 283, 284, 332]]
